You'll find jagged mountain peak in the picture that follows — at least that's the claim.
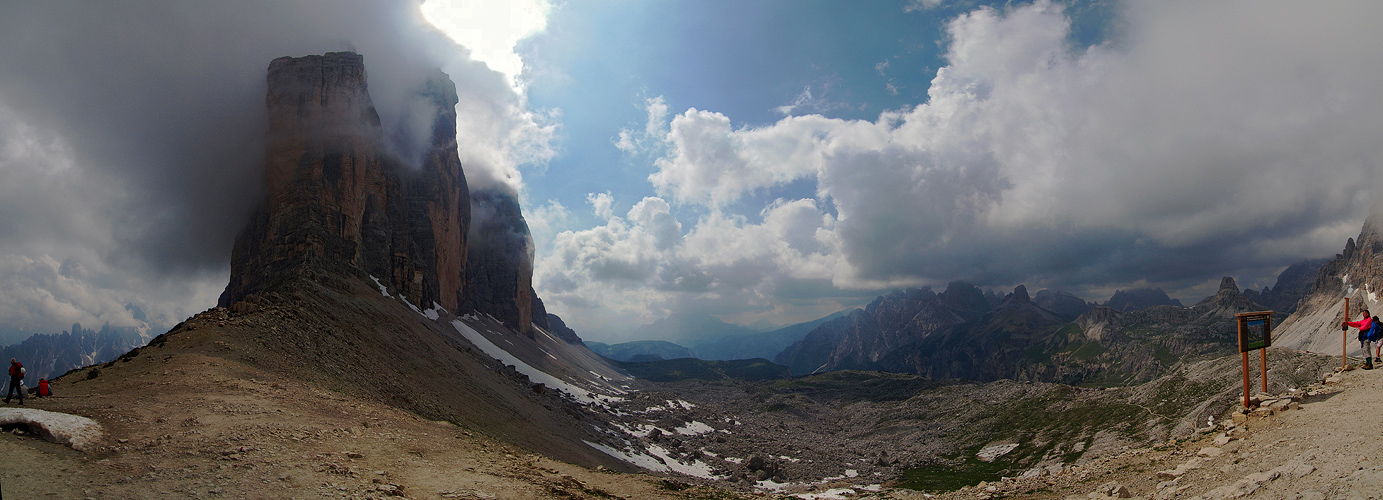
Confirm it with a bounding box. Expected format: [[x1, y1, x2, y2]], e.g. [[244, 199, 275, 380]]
[[1219, 276, 1238, 292], [219, 51, 541, 335], [1105, 287, 1183, 311], [1004, 284, 1031, 304]]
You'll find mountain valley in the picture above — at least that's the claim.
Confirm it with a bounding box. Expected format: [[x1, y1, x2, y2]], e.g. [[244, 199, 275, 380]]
[[1, 50, 1378, 500]]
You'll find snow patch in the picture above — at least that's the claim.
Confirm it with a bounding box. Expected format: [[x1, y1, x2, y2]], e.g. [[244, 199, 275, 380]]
[[725, 457, 744, 464], [646, 444, 720, 479], [844, 469, 858, 477], [0, 408, 104, 452], [675, 421, 715, 436], [977, 443, 1020, 462], [583, 441, 719, 479], [583, 441, 669, 472], [398, 294, 422, 313], [423, 302, 444, 321], [450, 319, 621, 405], [368, 276, 391, 297], [612, 422, 671, 438]]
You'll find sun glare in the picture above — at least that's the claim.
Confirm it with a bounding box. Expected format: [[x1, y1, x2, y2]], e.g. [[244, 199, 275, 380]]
[[420, 0, 549, 90]]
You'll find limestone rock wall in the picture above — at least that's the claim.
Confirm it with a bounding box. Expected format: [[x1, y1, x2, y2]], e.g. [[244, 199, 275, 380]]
[[220, 52, 469, 314]]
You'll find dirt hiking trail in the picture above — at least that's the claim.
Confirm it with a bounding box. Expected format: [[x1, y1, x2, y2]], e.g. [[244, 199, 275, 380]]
[[899, 362, 1383, 500]]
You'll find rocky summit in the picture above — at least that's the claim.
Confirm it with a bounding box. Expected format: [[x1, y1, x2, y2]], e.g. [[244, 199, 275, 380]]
[[219, 51, 540, 332], [221, 51, 470, 315]]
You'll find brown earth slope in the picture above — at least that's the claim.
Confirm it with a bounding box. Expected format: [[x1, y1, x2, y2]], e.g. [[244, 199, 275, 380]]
[[0, 273, 770, 499]]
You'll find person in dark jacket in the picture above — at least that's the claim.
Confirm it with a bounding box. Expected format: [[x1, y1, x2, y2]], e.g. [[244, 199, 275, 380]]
[[5, 358, 24, 404]]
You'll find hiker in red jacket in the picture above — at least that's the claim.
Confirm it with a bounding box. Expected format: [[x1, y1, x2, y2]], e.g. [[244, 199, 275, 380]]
[[1345, 308, 1375, 369], [4, 358, 24, 404]]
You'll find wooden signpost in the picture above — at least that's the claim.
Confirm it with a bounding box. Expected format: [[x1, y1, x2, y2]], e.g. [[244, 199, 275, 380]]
[[1236, 311, 1274, 408]]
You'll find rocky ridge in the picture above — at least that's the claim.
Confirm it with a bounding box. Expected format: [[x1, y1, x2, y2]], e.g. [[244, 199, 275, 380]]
[[775, 282, 1001, 376], [1104, 288, 1184, 312], [1273, 206, 1383, 358], [2, 322, 152, 381], [777, 278, 1280, 387], [219, 51, 543, 334]]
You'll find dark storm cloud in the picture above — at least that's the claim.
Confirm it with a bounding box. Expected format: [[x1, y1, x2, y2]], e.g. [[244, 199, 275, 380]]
[[0, 1, 469, 273], [0, 1, 533, 341]]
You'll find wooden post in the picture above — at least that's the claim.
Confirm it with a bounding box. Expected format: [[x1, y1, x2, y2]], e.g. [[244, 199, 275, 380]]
[[1242, 350, 1251, 408], [1345, 298, 1350, 370], [1260, 347, 1268, 393]]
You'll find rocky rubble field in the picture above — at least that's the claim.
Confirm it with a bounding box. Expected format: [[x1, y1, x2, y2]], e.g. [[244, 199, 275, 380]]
[[591, 350, 1337, 498]]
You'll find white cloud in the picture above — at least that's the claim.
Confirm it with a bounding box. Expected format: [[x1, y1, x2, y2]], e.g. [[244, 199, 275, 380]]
[[545, 0, 1383, 335], [525, 199, 572, 251], [614, 96, 671, 156], [648, 110, 842, 207], [614, 129, 636, 153], [587, 192, 615, 219], [535, 197, 850, 339], [420, 0, 550, 90]]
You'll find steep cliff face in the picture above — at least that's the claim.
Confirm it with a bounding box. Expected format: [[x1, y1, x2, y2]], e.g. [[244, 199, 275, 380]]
[[463, 189, 545, 334], [1274, 206, 1383, 353], [1241, 258, 1327, 315], [220, 52, 469, 313]]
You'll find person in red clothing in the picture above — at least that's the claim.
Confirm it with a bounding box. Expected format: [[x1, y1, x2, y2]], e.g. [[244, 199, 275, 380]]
[[4, 358, 24, 404], [1345, 308, 1375, 369]]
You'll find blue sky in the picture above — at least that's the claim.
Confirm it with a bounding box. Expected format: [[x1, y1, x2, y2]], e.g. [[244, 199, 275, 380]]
[[505, 0, 1380, 340], [0, 1, 1379, 345]]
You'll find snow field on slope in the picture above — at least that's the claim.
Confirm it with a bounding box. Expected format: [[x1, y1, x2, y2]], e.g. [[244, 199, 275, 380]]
[[449, 319, 621, 406]]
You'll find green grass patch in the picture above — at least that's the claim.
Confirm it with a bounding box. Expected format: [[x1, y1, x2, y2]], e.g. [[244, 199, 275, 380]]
[[1079, 368, 1137, 388], [897, 457, 1013, 492], [1153, 345, 1178, 365], [1071, 341, 1105, 360]]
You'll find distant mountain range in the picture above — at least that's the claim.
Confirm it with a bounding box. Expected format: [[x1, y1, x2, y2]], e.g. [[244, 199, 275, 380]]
[[1104, 288, 1184, 311], [589, 310, 851, 363], [775, 262, 1323, 385], [584, 340, 694, 362], [1, 320, 156, 382]]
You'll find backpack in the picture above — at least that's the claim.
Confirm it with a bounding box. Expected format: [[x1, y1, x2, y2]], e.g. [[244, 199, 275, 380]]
[[1368, 317, 1383, 342], [37, 379, 50, 397]]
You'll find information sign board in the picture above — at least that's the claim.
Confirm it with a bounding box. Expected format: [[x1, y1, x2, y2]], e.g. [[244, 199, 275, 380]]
[[1236, 312, 1272, 353]]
